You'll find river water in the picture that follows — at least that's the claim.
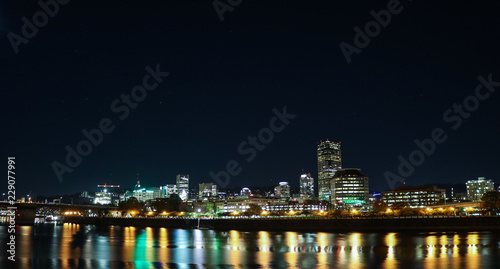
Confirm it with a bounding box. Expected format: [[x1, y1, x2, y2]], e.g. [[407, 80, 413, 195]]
[[1, 223, 500, 268]]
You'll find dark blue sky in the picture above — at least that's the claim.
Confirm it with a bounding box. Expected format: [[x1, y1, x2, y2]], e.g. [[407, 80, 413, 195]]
[[2, 1, 500, 196]]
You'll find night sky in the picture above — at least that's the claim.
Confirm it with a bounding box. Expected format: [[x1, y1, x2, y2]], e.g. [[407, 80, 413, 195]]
[[2, 1, 500, 197]]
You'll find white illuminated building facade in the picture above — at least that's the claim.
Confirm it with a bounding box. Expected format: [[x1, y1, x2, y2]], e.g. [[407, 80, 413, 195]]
[[240, 187, 252, 197], [176, 174, 189, 201], [299, 173, 314, 198], [199, 183, 218, 200], [274, 182, 291, 199], [133, 187, 161, 202], [466, 177, 495, 202], [161, 184, 178, 198], [94, 190, 112, 205]]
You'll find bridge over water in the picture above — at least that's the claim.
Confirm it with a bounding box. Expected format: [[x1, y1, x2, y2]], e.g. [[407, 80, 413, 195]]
[[0, 202, 117, 225]]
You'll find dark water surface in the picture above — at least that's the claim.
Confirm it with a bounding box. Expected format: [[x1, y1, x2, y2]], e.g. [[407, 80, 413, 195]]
[[1, 223, 500, 268]]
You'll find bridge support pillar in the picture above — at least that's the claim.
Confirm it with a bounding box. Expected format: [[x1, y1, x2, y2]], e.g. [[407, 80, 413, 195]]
[[16, 203, 37, 225]]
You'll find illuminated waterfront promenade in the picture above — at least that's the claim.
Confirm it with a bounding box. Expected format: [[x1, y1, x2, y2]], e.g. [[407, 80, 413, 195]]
[[61, 215, 500, 232]]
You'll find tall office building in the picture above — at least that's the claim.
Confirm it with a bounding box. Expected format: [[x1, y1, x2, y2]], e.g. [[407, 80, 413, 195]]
[[332, 168, 369, 206], [199, 183, 218, 200], [466, 177, 495, 202], [274, 182, 291, 199], [317, 140, 342, 202], [176, 174, 189, 201], [300, 173, 314, 197]]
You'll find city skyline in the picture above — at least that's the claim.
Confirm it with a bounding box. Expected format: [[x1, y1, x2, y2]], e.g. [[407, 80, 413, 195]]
[[2, 1, 500, 268], [2, 1, 500, 197]]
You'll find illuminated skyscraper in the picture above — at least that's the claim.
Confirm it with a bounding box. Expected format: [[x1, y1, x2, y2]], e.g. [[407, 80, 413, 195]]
[[317, 140, 342, 202], [176, 174, 189, 201], [300, 173, 314, 197]]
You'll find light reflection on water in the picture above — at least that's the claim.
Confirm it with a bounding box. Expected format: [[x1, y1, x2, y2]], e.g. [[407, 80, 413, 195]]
[[0, 223, 499, 268]]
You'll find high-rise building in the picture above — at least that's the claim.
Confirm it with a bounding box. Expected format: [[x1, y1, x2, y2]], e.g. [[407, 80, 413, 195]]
[[466, 177, 495, 202], [176, 174, 189, 201], [274, 182, 291, 199], [317, 140, 342, 202], [332, 168, 369, 206], [300, 173, 314, 198], [199, 183, 218, 200]]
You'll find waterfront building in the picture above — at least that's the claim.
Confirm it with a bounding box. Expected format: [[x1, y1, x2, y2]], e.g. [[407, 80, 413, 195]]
[[176, 174, 189, 201], [466, 177, 495, 202], [216, 197, 275, 214], [332, 168, 369, 206], [263, 203, 328, 213], [381, 185, 445, 208], [274, 182, 291, 199], [199, 183, 218, 200], [317, 140, 342, 202], [300, 173, 314, 197]]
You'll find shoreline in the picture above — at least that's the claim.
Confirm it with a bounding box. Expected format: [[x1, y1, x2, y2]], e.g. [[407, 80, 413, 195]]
[[50, 216, 500, 232]]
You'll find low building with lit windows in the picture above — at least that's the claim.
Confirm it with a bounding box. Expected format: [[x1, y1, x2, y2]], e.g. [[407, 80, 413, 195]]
[[381, 185, 445, 208], [216, 197, 273, 214]]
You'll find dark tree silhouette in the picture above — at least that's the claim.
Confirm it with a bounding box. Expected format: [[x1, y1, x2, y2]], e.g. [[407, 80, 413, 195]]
[[481, 191, 500, 215], [372, 200, 389, 212], [245, 204, 262, 215], [118, 197, 143, 213]]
